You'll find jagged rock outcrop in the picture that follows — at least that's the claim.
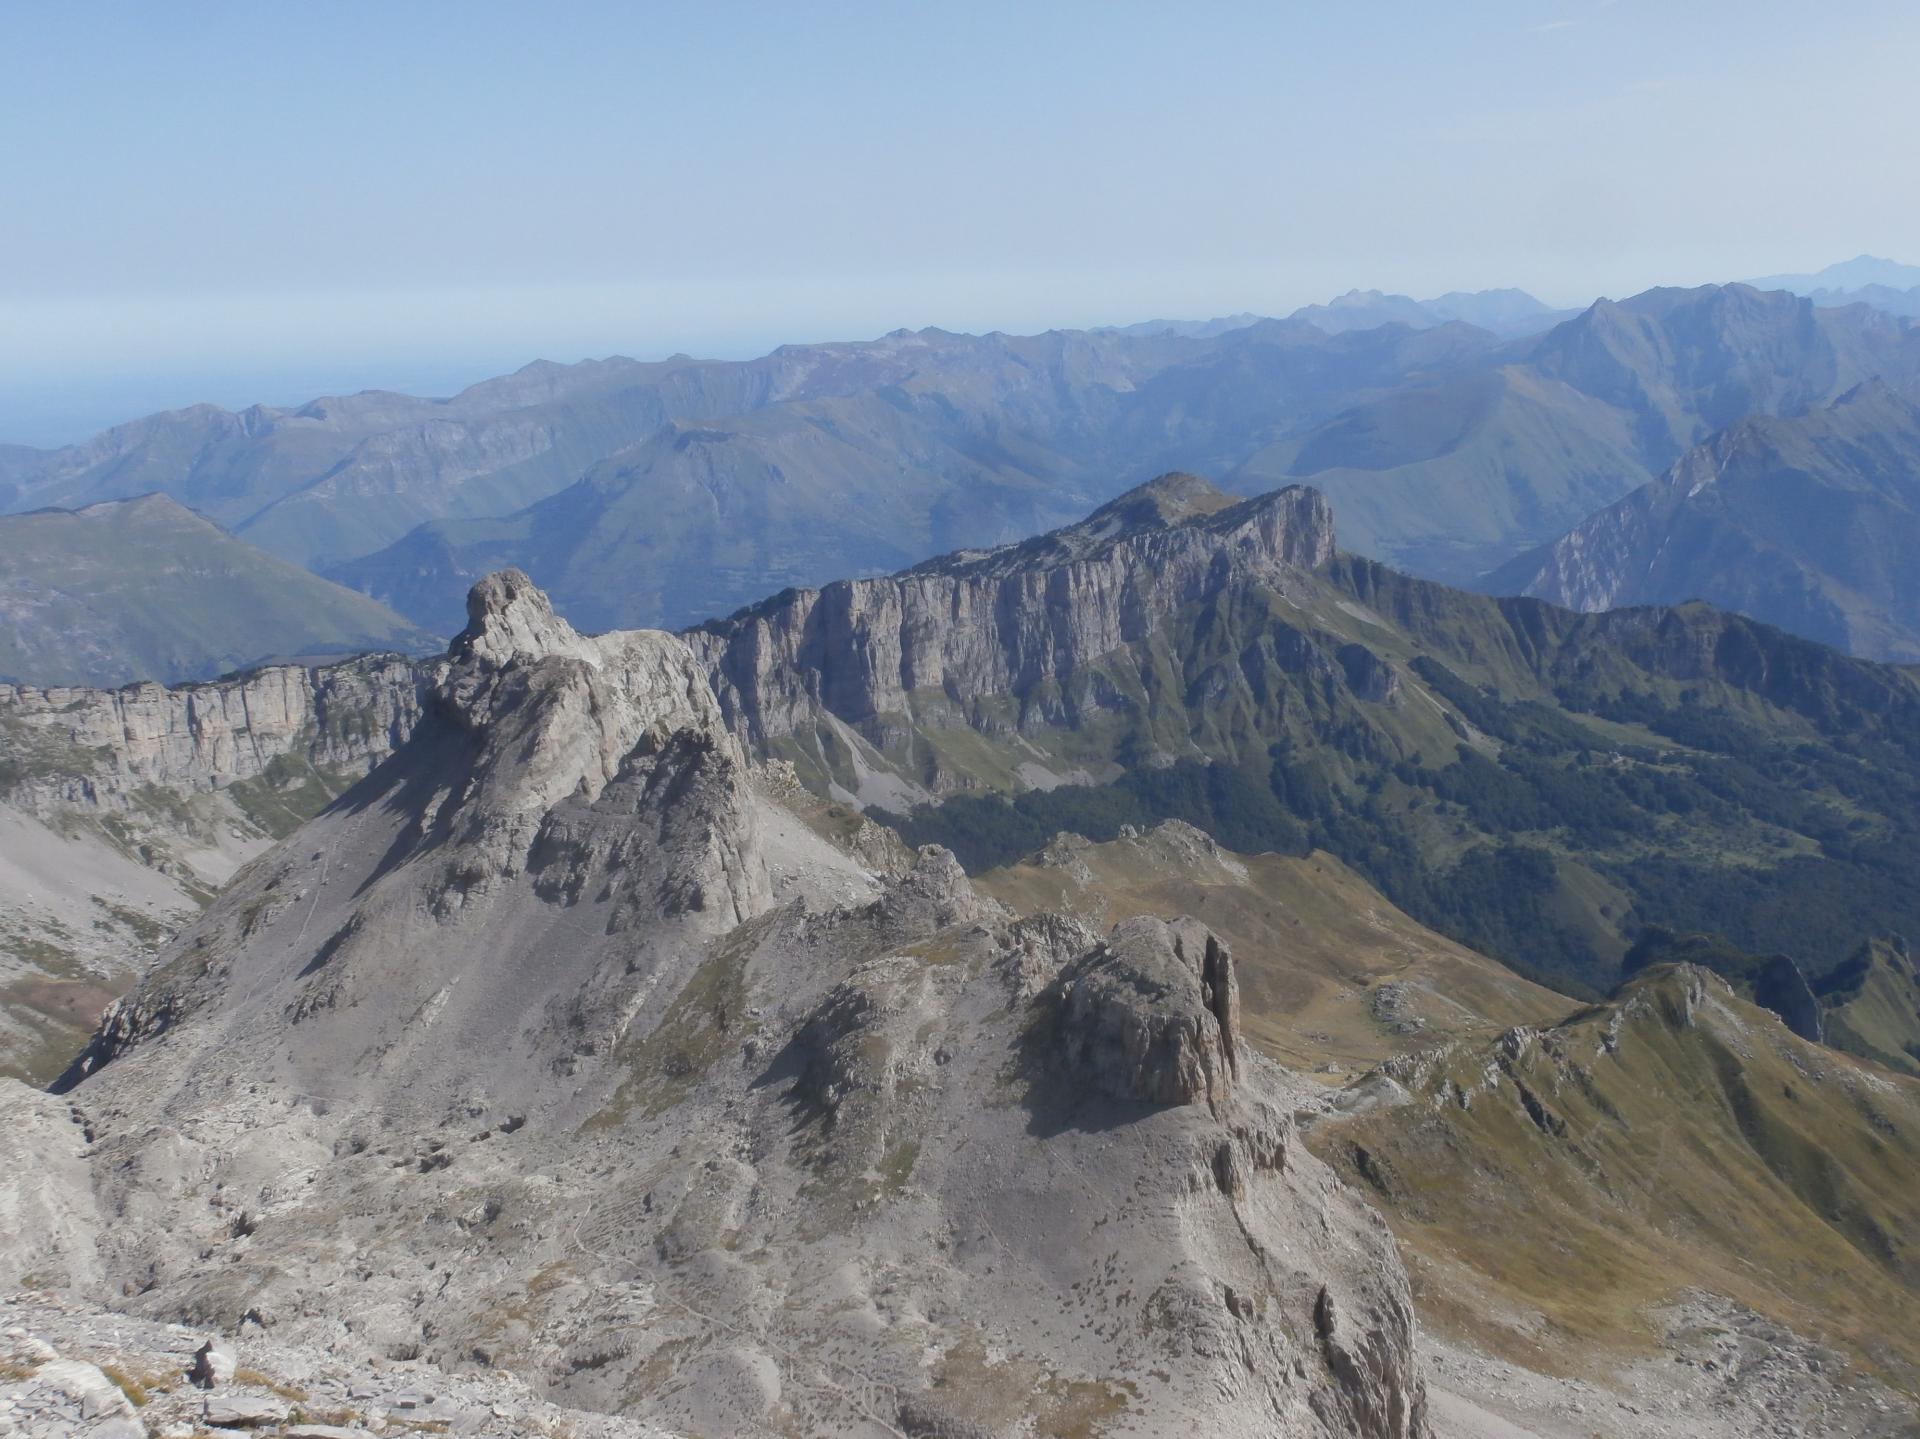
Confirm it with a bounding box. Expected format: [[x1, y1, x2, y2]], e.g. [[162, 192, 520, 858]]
[[12, 571, 1431, 1438], [689, 475, 1335, 752], [1052, 915, 1242, 1108], [426, 569, 765, 923], [54, 571, 775, 1098]]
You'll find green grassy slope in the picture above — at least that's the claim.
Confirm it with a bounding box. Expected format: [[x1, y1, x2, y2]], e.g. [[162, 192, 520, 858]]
[[1817, 937, 1920, 1076], [1309, 966, 1920, 1389], [0, 494, 434, 687], [833, 490, 1920, 999]]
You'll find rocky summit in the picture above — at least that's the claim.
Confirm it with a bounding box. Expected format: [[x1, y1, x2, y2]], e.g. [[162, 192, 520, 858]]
[[2, 572, 1428, 1438], [690, 474, 1336, 803], [9, 474, 1920, 1437]]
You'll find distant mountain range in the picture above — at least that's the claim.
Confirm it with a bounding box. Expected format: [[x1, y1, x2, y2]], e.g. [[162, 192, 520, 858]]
[[1106, 287, 1575, 342], [1483, 381, 1920, 661], [1745, 254, 1920, 321], [1239, 281, 1920, 581], [0, 494, 431, 687], [1285, 286, 1576, 337], [326, 320, 1495, 633], [4, 268, 1919, 677], [1091, 311, 1267, 339], [1747, 253, 1920, 294], [1808, 283, 1920, 318], [0, 354, 818, 571]]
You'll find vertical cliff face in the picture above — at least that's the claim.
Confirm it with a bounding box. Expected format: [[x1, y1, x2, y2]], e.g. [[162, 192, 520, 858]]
[[18, 570, 1430, 1438], [0, 655, 431, 817], [688, 476, 1336, 756]]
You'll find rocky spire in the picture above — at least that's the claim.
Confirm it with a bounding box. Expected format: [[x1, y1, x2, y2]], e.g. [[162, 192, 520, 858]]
[[450, 567, 602, 669]]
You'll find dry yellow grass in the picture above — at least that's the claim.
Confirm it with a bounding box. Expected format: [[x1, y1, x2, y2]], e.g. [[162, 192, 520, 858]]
[[1312, 968, 1920, 1388], [979, 832, 1571, 1070], [981, 825, 1920, 1391]]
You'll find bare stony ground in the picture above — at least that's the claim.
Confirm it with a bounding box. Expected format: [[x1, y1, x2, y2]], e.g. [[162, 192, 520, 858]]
[[1424, 1292, 1919, 1439], [0, 1289, 669, 1437], [6, 1287, 1912, 1438], [0, 574, 1429, 1438]]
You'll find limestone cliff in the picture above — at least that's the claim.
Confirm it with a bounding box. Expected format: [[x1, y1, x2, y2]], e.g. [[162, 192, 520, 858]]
[[688, 474, 1335, 778], [0, 654, 428, 818], [0, 653, 431, 1081]]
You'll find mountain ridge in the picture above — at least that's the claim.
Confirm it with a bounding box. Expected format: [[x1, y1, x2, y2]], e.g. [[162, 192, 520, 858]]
[[13, 568, 1432, 1438], [1287, 286, 1573, 338], [25, 280, 1911, 637], [1233, 281, 1920, 581], [1747, 254, 1920, 293], [327, 320, 1482, 633], [0, 492, 435, 687], [1482, 380, 1920, 660], [683, 471, 1920, 1002]]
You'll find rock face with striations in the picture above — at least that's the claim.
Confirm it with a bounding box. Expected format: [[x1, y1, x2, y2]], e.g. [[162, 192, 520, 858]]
[[0, 651, 434, 1083], [13, 571, 1430, 1438], [689, 474, 1335, 754], [0, 654, 428, 817], [1053, 915, 1242, 1108]]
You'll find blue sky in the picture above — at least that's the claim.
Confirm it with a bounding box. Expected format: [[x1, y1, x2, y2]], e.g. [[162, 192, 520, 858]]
[[3, 0, 1917, 443]]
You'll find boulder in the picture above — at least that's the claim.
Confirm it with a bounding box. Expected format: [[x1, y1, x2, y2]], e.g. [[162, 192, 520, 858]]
[[203, 1393, 290, 1428], [187, 1336, 236, 1389], [36, 1358, 136, 1420]]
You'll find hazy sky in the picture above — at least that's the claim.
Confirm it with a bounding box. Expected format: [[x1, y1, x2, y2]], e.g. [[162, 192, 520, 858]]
[[4, 0, 1917, 443]]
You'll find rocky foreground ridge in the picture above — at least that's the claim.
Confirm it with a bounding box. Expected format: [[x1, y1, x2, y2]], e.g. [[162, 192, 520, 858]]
[[4, 571, 1429, 1438], [0, 655, 431, 1082]]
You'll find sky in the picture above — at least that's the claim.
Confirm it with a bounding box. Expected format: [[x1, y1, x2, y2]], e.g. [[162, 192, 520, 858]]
[[3, 0, 1917, 445]]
